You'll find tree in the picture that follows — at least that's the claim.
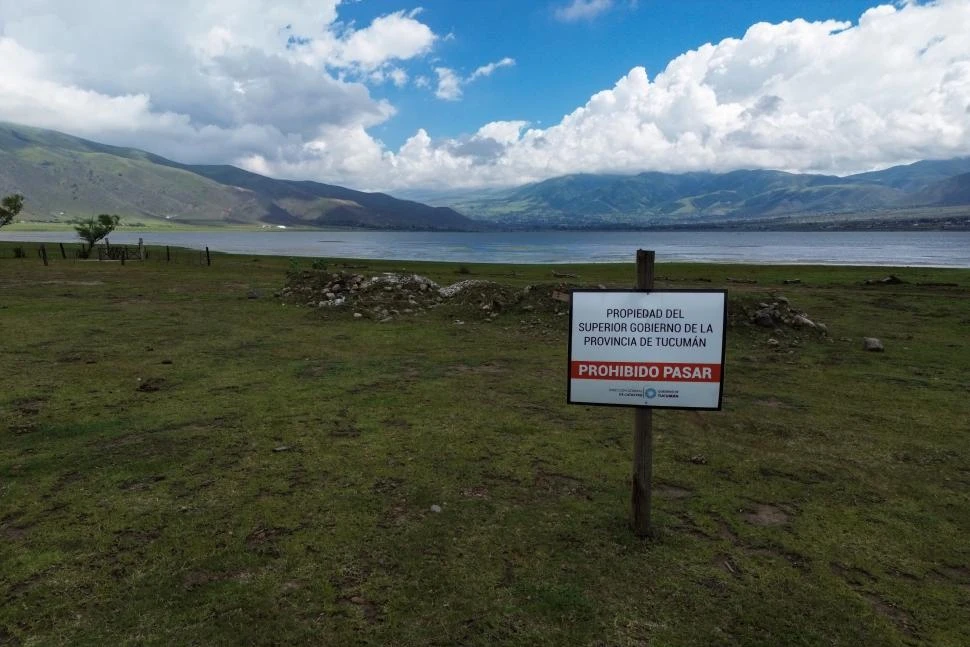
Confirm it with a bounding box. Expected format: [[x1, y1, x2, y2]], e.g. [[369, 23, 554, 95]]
[[0, 193, 24, 228], [75, 214, 120, 257]]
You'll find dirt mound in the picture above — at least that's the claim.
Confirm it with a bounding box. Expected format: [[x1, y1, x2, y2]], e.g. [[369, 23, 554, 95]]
[[279, 270, 579, 321], [729, 295, 828, 335]]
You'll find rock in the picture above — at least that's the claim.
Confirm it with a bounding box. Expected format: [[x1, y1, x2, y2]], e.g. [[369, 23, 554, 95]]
[[353, 312, 363, 319], [753, 310, 775, 327], [430, 504, 442, 513], [792, 315, 816, 329], [775, 296, 790, 306], [272, 445, 291, 452], [767, 338, 780, 346], [689, 455, 708, 465], [379, 316, 393, 323], [136, 377, 166, 392], [783, 279, 801, 285], [865, 275, 906, 285], [247, 289, 261, 299], [863, 337, 885, 352]]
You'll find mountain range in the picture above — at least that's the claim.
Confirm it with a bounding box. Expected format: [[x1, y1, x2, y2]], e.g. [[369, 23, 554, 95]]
[[442, 162, 970, 229], [2, 121, 969, 231], [0, 122, 478, 230]]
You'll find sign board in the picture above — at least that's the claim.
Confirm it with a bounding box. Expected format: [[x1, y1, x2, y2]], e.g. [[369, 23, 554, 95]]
[[568, 290, 727, 410]]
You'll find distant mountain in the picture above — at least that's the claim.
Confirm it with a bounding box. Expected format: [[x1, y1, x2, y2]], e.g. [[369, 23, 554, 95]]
[[909, 172, 970, 207], [450, 160, 970, 229], [0, 122, 480, 230]]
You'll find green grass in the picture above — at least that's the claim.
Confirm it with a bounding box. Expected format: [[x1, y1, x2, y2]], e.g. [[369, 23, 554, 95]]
[[1, 244, 969, 645]]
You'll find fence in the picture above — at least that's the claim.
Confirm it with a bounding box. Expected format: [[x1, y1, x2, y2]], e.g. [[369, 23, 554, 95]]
[[2, 238, 213, 266]]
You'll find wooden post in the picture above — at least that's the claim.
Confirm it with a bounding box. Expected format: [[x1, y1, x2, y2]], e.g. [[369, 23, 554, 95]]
[[121, 247, 126, 265], [40, 245, 49, 266], [59, 243, 67, 259], [166, 246, 171, 262], [138, 238, 144, 261], [205, 246, 211, 267], [632, 249, 656, 537]]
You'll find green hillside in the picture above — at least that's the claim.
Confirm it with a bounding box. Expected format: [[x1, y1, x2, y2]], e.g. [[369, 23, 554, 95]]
[[0, 123, 479, 231], [451, 162, 970, 229]]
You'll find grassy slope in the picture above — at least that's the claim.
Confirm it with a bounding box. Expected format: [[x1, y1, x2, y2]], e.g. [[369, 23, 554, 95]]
[[1, 245, 969, 646], [0, 126, 266, 224]]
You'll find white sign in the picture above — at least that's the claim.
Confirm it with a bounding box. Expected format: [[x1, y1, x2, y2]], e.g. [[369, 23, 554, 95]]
[[568, 290, 727, 410]]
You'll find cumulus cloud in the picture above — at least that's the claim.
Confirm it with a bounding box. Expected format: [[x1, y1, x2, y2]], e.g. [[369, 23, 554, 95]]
[[0, 0, 430, 161], [433, 58, 517, 100], [554, 0, 614, 22], [434, 67, 463, 101], [2, 0, 970, 192]]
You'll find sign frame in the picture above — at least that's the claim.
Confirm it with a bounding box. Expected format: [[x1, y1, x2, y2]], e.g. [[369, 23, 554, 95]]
[[567, 288, 728, 411]]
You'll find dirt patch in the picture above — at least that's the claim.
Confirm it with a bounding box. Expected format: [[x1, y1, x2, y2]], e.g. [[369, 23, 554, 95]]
[[182, 570, 253, 591], [136, 377, 166, 392], [338, 596, 382, 624], [372, 477, 403, 494], [758, 466, 830, 485], [534, 468, 588, 499], [862, 592, 918, 637], [9, 422, 37, 435], [0, 525, 30, 541], [118, 475, 166, 491], [112, 528, 162, 549], [245, 526, 298, 557], [13, 398, 46, 416], [460, 485, 490, 499], [716, 517, 740, 542], [655, 484, 693, 499], [741, 503, 790, 526], [713, 553, 741, 577], [931, 565, 970, 588]]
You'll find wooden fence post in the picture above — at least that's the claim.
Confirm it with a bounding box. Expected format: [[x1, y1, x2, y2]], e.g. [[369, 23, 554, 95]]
[[631, 249, 656, 537]]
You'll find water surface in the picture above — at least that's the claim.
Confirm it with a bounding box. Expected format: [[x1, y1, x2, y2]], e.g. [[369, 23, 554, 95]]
[[3, 230, 968, 267]]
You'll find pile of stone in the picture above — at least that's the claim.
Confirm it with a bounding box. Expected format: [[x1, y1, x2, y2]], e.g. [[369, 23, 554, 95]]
[[279, 270, 576, 322], [280, 270, 443, 318], [747, 296, 827, 334]]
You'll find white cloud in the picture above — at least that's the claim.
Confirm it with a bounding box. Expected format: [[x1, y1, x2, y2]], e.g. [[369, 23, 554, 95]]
[[0, 0, 432, 161], [554, 0, 614, 22], [469, 57, 516, 81], [434, 67, 463, 100], [432, 57, 516, 101], [389, 67, 409, 87], [309, 9, 437, 71], [2, 0, 970, 193]]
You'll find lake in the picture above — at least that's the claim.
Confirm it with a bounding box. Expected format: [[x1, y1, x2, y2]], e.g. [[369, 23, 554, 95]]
[[3, 230, 969, 267]]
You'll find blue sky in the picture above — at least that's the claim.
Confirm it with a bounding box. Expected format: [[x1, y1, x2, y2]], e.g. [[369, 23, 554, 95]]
[[1, 0, 969, 190], [338, 0, 884, 149]]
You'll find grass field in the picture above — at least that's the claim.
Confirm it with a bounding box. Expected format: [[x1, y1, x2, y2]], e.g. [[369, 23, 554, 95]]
[[2, 243, 969, 646]]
